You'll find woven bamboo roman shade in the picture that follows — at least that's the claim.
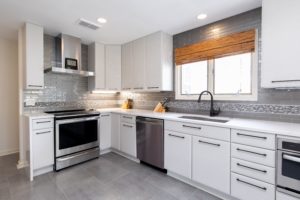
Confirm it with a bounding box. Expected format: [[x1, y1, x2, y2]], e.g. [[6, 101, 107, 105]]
[[175, 29, 256, 65]]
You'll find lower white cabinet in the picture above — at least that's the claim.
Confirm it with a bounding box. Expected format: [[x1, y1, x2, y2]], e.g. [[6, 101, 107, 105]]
[[164, 131, 192, 179], [192, 136, 230, 194], [111, 113, 120, 150], [231, 173, 275, 200], [100, 113, 111, 151], [120, 122, 136, 157], [32, 128, 54, 170]]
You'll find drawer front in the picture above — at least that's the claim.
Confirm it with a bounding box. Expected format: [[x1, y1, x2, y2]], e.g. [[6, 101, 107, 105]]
[[165, 120, 230, 141], [231, 143, 275, 167], [231, 158, 275, 184], [231, 173, 275, 200], [231, 129, 275, 150], [32, 118, 54, 130], [165, 131, 192, 179], [120, 115, 136, 124]]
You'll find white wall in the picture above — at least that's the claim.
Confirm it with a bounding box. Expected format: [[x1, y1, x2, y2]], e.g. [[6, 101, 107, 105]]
[[0, 38, 19, 156]]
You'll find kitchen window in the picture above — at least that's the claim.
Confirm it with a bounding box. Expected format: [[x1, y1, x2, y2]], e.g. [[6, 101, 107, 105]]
[[175, 29, 258, 101]]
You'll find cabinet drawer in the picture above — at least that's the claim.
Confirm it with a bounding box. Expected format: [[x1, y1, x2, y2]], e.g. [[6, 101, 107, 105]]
[[231, 158, 275, 184], [33, 128, 54, 170], [165, 120, 230, 141], [231, 129, 275, 150], [231, 173, 275, 200], [231, 143, 275, 167], [120, 115, 136, 124], [164, 131, 192, 179], [32, 118, 53, 130], [192, 136, 230, 194]]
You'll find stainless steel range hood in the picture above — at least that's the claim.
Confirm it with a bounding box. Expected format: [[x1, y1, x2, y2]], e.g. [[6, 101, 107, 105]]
[[44, 34, 94, 77]]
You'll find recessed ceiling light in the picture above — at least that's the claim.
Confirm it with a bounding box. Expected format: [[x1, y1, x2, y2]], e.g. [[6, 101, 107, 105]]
[[97, 18, 107, 24], [197, 14, 207, 20]]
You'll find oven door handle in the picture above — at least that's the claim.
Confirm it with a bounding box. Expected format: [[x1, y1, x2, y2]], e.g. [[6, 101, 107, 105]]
[[56, 116, 100, 124], [283, 154, 300, 163]]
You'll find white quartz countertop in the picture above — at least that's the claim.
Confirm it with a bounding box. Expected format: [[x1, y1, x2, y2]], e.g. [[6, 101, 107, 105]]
[[97, 108, 300, 138], [23, 112, 54, 119]]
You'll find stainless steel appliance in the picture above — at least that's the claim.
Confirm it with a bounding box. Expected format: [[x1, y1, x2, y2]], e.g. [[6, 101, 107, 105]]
[[277, 137, 300, 198], [45, 109, 100, 171], [136, 117, 164, 169]]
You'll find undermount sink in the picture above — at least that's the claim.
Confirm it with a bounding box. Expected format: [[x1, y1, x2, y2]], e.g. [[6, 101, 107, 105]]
[[178, 116, 229, 123]]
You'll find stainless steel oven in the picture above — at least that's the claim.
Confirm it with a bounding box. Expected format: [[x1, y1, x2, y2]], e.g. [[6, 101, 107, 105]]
[[46, 109, 100, 171], [277, 137, 300, 198]]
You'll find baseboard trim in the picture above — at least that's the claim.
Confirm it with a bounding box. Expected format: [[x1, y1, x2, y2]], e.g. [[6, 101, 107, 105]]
[[111, 149, 140, 163], [0, 149, 19, 157], [17, 159, 29, 169]]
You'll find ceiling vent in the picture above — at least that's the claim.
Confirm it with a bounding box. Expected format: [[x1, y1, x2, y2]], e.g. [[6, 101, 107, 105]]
[[77, 18, 101, 30]]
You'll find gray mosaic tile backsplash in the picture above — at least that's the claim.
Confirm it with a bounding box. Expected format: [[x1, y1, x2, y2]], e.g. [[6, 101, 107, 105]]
[[24, 8, 300, 123]]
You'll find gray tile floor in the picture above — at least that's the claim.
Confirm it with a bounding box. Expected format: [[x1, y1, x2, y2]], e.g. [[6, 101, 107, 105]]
[[0, 153, 221, 200]]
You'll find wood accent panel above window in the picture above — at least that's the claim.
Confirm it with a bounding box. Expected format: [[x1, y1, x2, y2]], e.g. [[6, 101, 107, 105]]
[[175, 29, 256, 65]]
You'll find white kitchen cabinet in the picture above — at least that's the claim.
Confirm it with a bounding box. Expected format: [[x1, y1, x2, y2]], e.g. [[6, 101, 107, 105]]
[[20, 23, 44, 89], [100, 113, 111, 151], [145, 32, 173, 91], [88, 42, 105, 90], [120, 122, 136, 157], [105, 45, 121, 90], [32, 128, 54, 170], [111, 113, 120, 150], [132, 38, 146, 90], [121, 31, 173, 91], [164, 131, 192, 179], [192, 136, 230, 194], [261, 0, 300, 88], [121, 42, 133, 90]]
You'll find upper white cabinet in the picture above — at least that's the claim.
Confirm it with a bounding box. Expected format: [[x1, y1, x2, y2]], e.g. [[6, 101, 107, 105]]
[[88, 43, 121, 91], [105, 45, 121, 90], [88, 43, 105, 90], [121, 31, 173, 91], [261, 0, 300, 88], [19, 23, 44, 90]]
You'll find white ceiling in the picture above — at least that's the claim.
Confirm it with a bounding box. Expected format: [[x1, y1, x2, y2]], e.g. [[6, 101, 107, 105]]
[[0, 0, 261, 44]]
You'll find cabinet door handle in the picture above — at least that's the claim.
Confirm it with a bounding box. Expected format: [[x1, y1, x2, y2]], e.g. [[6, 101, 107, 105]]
[[168, 134, 185, 139], [182, 124, 201, 130], [28, 85, 43, 88], [36, 131, 51, 135], [237, 163, 267, 173], [236, 148, 267, 157], [271, 80, 300, 83], [123, 116, 133, 119], [236, 178, 267, 191], [108, 88, 118, 90], [236, 133, 267, 140], [36, 121, 51, 124], [123, 124, 133, 128], [147, 86, 159, 89], [198, 140, 220, 147], [101, 114, 110, 117], [133, 87, 143, 90], [122, 88, 131, 90]]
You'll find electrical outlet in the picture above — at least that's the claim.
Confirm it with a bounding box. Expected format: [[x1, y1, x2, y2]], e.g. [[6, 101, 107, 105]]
[[25, 99, 36, 106]]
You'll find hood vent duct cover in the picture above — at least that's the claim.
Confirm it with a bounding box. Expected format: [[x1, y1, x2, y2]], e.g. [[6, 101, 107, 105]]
[[78, 18, 101, 30]]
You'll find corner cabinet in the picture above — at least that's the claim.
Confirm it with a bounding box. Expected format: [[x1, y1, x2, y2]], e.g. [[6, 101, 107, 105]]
[[88, 43, 121, 91], [261, 0, 300, 88], [121, 31, 173, 91], [19, 23, 44, 90]]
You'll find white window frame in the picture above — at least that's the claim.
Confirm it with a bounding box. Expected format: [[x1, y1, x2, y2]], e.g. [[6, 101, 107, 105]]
[[175, 38, 258, 101]]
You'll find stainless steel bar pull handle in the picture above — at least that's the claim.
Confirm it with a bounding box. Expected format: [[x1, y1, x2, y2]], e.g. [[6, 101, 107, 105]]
[[237, 163, 267, 173], [36, 121, 51, 124], [198, 140, 220, 147], [123, 116, 132, 119], [133, 87, 143, 90], [168, 134, 185, 139], [147, 86, 159, 89], [272, 79, 300, 83], [236, 178, 267, 191], [36, 131, 51, 135], [28, 85, 43, 87], [182, 125, 201, 130], [101, 114, 110, 117], [283, 154, 300, 163], [236, 133, 267, 140], [123, 124, 133, 128], [236, 148, 267, 157]]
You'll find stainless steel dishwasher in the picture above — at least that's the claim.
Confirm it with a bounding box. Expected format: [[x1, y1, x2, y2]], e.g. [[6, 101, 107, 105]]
[[136, 116, 164, 169]]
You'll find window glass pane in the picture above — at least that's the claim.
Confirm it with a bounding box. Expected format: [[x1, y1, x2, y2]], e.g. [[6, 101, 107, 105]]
[[181, 61, 207, 95], [214, 53, 251, 95]]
